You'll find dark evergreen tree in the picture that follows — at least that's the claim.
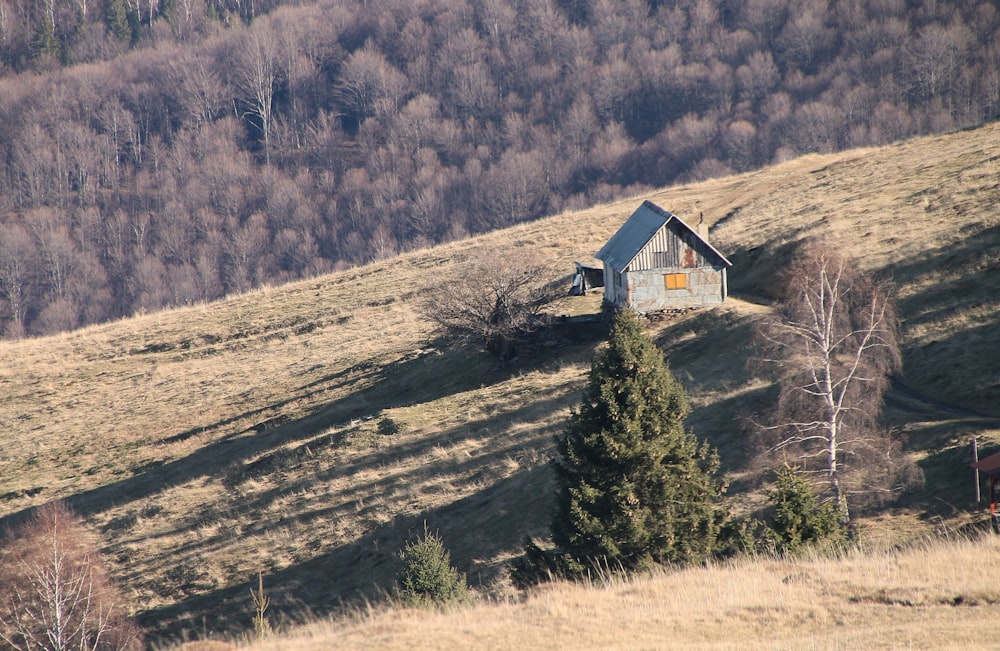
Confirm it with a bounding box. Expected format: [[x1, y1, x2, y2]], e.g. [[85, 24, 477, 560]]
[[551, 309, 726, 572], [31, 15, 60, 65], [106, 0, 131, 41], [767, 465, 846, 554]]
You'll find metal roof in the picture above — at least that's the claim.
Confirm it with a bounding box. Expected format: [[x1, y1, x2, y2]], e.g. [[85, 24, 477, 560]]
[[596, 200, 732, 272]]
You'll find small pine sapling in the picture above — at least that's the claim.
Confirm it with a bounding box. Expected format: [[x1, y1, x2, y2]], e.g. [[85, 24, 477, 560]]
[[249, 571, 271, 640], [393, 524, 467, 607], [767, 465, 846, 554]]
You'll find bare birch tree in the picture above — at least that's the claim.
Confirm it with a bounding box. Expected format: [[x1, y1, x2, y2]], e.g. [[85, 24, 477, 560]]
[[233, 24, 278, 165], [0, 501, 142, 651], [754, 241, 902, 524]]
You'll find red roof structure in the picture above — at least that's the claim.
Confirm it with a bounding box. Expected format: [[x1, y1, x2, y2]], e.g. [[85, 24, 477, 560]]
[[971, 451, 1000, 475]]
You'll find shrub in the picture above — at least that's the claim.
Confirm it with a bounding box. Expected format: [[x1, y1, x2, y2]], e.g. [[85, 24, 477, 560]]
[[418, 248, 558, 359], [377, 416, 402, 437], [767, 465, 847, 553], [393, 525, 467, 607]]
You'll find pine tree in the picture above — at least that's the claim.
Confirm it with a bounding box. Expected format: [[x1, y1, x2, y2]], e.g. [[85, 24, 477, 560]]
[[767, 465, 846, 553], [393, 525, 467, 607], [31, 14, 60, 65], [106, 0, 132, 42], [551, 309, 726, 572]]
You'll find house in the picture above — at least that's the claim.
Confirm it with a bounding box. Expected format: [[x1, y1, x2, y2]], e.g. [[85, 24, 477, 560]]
[[596, 200, 732, 313]]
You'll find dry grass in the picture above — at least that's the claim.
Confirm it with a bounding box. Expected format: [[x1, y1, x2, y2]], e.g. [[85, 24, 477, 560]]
[[243, 534, 1000, 650], [1, 123, 999, 644]]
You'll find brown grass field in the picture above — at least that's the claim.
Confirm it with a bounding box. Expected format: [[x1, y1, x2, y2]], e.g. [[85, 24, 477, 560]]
[[244, 534, 1000, 651], [1, 122, 999, 648]]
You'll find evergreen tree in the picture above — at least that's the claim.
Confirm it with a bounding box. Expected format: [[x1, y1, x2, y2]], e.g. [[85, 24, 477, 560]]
[[551, 309, 726, 572], [106, 0, 131, 41], [393, 525, 467, 607], [767, 465, 846, 554], [31, 15, 60, 65]]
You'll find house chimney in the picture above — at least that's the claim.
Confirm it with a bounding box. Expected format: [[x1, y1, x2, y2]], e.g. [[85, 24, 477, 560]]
[[697, 212, 709, 241]]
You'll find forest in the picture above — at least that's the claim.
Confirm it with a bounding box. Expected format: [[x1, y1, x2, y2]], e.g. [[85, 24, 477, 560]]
[[0, 0, 997, 337]]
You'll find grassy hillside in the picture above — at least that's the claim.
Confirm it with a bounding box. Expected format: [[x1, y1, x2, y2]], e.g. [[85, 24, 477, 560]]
[[1, 122, 999, 646], [245, 535, 1000, 651]]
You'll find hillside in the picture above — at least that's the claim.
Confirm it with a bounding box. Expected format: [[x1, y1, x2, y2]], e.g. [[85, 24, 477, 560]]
[[246, 535, 1000, 650], [1, 122, 1000, 645]]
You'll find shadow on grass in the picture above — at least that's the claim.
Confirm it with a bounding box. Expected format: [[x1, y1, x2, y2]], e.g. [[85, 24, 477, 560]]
[[0, 334, 577, 532], [139, 463, 556, 645], [0, 330, 602, 646], [881, 223, 1000, 416], [652, 303, 764, 475], [128, 388, 573, 567]]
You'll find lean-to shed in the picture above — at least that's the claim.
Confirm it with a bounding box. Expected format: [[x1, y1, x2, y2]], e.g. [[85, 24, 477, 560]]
[[596, 200, 732, 313]]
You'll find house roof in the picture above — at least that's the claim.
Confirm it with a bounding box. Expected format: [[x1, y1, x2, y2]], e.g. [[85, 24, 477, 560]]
[[596, 200, 732, 272], [972, 451, 1000, 475]]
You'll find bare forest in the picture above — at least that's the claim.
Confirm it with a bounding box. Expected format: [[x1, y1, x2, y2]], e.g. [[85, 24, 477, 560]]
[[0, 0, 996, 337]]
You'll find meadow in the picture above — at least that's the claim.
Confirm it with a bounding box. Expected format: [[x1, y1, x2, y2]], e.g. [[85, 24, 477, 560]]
[[1, 122, 999, 647]]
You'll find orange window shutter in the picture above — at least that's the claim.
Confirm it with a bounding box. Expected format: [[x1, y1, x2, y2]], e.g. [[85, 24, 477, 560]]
[[665, 273, 687, 289]]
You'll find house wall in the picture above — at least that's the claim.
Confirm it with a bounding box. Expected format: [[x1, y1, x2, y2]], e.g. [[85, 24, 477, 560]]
[[621, 266, 727, 312], [602, 264, 624, 304]]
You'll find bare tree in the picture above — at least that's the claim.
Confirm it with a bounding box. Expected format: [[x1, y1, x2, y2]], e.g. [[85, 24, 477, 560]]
[[335, 44, 408, 128], [419, 248, 559, 359], [232, 24, 278, 164], [0, 501, 142, 651], [478, 149, 550, 228], [754, 241, 902, 523], [0, 223, 37, 337]]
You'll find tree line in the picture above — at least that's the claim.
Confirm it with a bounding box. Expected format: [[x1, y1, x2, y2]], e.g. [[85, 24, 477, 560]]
[[1, 0, 998, 337]]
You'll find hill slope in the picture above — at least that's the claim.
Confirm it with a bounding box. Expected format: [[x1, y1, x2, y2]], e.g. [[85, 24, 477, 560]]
[[246, 535, 1000, 651], [1, 123, 999, 644]]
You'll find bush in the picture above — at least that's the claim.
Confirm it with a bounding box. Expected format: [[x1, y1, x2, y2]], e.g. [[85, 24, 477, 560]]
[[767, 465, 847, 553], [377, 416, 402, 437], [418, 249, 558, 359], [393, 525, 467, 607]]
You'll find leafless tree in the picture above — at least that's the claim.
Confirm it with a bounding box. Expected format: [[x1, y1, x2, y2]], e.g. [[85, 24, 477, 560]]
[[419, 248, 559, 358], [735, 51, 780, 104], [232, 23, 279, 164], [172, 50, 228, 130], [478, 149, 550, 228], [789, 100, 845, 154], [0, 223, 37, 338], [335, 44, 407, 127], [905, 19, 974, 103], [223, 213, 270, 293], [753, 241, 902, 523], [0, 501, 142, 651]]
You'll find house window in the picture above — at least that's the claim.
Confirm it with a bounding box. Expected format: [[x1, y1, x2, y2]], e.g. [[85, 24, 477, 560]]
[[665, 273, 687, 290]]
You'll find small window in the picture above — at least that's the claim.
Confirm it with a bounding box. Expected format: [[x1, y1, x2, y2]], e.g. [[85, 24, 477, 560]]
[[665, 273, 687, 290]]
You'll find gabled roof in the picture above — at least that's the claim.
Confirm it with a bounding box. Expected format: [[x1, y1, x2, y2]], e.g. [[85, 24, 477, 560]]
[[596, 200, 732, 271]]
